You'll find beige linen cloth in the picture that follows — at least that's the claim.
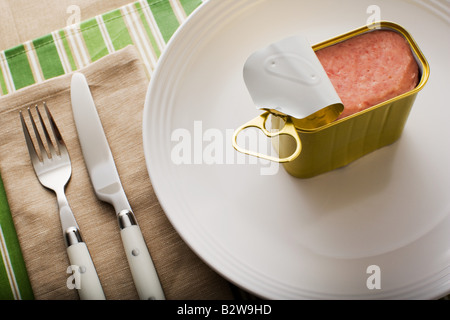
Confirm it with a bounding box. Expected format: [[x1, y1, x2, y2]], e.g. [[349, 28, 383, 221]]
[[0, 46, 234, 300]]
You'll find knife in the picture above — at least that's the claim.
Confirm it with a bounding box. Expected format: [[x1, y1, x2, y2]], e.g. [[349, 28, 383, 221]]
[[70, 72, 165, 300]]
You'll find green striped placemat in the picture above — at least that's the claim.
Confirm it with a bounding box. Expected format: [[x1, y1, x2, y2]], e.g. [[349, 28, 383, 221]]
[[0, 0, 203, 300], [0, 174, 33, 300], [0, 0, 201, 94]]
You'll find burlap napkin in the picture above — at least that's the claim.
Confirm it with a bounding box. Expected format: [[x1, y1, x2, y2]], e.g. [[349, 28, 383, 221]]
[[0, 45, 234, 300]]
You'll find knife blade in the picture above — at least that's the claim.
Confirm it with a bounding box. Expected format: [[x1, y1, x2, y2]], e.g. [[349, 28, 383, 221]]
[[70, 72, 165, 300]]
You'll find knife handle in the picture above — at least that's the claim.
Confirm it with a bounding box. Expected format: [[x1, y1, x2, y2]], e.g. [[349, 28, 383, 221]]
[[118, 211, 165, 300], [66, 229, 106, 300]]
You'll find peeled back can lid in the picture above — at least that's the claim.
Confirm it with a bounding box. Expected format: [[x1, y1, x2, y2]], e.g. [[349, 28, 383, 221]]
[[243, 35, 343, 127]]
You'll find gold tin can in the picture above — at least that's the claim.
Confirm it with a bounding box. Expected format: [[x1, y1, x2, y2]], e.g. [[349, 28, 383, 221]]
[[233, 21, 429, 178]]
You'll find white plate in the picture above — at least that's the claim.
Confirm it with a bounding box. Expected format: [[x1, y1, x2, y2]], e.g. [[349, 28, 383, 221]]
[[143, 0, 450, 299]]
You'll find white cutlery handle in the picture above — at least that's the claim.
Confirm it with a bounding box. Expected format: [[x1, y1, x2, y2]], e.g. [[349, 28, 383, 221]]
[[120, 224, 165, 300], [67, 242, 106, 300]]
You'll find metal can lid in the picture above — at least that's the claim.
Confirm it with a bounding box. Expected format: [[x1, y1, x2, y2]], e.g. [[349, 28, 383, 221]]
[[243, 35, 343, 124]]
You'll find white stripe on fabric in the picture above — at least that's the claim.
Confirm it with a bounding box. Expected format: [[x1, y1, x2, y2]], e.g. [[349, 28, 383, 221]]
[[63, 27, 83, 70], [139, 0, 166, 51], [65, 24, 90, 68], [24, 41, 43, 83], [169, 0, 187, 23], [126, 4, 157, 69], [72, 24, 91, 67], [0, 225, 21, 300], [121, 5, 153, 75], [0, 52, 15, 93], [51, 31, 72, 74], [96, 16, 115, 54]]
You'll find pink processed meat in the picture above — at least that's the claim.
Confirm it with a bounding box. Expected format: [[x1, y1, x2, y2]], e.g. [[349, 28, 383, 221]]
[[316, 30, 419, 119]]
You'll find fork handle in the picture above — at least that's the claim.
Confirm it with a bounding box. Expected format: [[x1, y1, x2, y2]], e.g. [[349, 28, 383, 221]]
[[66, 240, 106, 300]]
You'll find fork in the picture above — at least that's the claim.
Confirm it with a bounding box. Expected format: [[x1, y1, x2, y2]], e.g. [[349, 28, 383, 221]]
[[20, 102, 105, 300]]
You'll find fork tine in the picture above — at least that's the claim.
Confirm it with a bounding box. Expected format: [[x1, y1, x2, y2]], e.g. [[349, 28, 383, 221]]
[[36, 104, 57, 156], [28, 107, 49, 161], [20, 110, 41, 163], [43, 102, 66, 152]]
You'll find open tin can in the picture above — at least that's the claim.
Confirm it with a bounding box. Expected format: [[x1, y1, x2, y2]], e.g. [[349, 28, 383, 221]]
[[233, 21, 429, 178]]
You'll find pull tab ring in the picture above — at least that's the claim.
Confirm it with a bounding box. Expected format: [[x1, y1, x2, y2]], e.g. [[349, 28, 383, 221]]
[[232, 112, 302, 163]]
